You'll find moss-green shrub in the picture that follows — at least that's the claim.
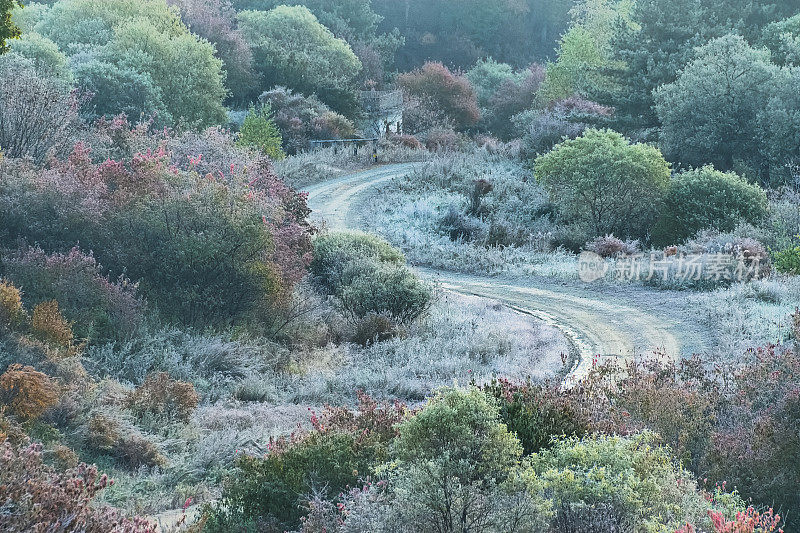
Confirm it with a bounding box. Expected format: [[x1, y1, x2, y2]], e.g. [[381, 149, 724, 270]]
[[236, 105, 285, 160], [534, 129, 670, 241], [775, 237, 800, 275], [654, 166, 768, 246], [527, 432, 713, 531], [310, 231, 405, 290], [311, 232, 430, 324]]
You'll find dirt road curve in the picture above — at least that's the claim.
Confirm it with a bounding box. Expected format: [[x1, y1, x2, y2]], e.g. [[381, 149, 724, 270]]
[[305, 164, 689, 384]]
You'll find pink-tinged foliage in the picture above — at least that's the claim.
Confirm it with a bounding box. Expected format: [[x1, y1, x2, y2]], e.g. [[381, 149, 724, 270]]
[[397, 62, 481, 131], [1, 134, 314, 329], [166, 0, 257, 103], [704, 346, 800, 515], [4, 246, 144, 343], [677, 507, 783, 533], [0, 440, 156, 532], [244, 160, 314, 289]]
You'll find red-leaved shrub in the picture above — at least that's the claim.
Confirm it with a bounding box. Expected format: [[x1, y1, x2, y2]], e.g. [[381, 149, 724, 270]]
[[397, 62, 481, 132], [0, 439, 156, 532]]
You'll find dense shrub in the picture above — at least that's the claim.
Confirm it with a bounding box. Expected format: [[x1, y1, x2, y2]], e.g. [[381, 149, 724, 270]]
[[388, 133, 423, 150], [653, 166, 769, 245], [0, 364, 60, 421], [534, 129, 671, 241], [3, 246, 144, 343], [437, 205, 486, 242], [0, 279, 25, 332], [236, 105, 285, 160], [775, 238, 800, 275], [30, 301, 76, 354], [386, 387, 548, 533], [310, 232, 430, 324], [310, 232, 404, 292], [126, 372, 199, 422], [0, 439, 156, 532], [86, 414, 166, 469], [528, 433, 713, 531], [0, 143, 313, 329], [397, 62, 481, 132], [517, 96, 613, 158], [585, 234, 640, 258], [337, 262, 432, 324], [481, 378, 595, 456], [352, 312, 401, 346], [205, 394, 406, 531], [424, 127, 461, 152], [481, 64, 546, 140], [258, 87, 357, 155], [702, 345, 800, 516]]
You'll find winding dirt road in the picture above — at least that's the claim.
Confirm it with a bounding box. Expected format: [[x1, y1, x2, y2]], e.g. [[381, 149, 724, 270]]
[[305, 164, 701, 384]]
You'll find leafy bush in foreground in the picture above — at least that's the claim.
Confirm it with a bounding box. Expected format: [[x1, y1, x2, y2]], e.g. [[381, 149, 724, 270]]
[[0, 439, 156, 532], [654, 166, 768, 246], [384, 387, 548, 533], [311, 232, 430, 325], [205, 394, 406, 532], [534, 129, 670, 241], [529, 433, 713, 532]]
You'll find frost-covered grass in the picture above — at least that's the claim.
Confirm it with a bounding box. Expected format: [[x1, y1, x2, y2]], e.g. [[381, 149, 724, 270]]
[[88, 289, 569, 515], [289, 292, 570, 403], [689, 276, 800, 362], [357, 151, 578, 277]]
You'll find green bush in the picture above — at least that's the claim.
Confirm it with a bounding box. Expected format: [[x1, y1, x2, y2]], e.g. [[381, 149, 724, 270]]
[[311, 232, 430, 325], [206, 433, 367, 531], [653, 165, 768, 246], [527, 432, 713, 531], [206, 396, 404, 531], [106, 183, 280, 327], [386, 387, 550, 532], [236, 105, 285, 160], [775, 237, 800, 275], [534, 129, 670, 241], [482, 378, 593, 456]]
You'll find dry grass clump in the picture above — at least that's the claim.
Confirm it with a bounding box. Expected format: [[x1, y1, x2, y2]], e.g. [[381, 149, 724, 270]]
[[31, 300, 77, 355], [127, 372, 200, 423], [0, 364, 60, 421], [0, 280, 26, 332]]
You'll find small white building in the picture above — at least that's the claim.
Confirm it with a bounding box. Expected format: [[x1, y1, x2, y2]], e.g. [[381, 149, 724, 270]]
[[359, 90, 404, 139]]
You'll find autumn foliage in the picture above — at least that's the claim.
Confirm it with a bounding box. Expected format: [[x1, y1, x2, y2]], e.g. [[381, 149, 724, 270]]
[[0, 440, 156, 532], [397, 62, 481, 131], [0, 364, 59, 421]]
